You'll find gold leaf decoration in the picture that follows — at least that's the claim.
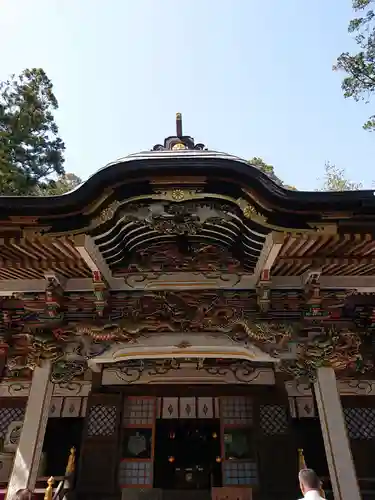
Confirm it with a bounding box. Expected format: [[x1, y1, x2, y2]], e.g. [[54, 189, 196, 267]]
[[92, 200, 121, 226], [171, 189, 185, 201]]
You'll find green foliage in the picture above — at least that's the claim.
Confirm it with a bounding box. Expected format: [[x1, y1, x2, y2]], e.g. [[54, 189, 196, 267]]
[[0, 68, 66, 195], [334, 0, 375, 130], [35, 173, 82, 196], [249, 157, 363, 192], [248, 157, 297, 190], [318, 162, 363, 191]]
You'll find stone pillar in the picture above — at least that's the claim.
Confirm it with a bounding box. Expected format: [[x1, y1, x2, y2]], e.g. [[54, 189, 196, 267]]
[[314, 367, 360, 500], [6, 362, 53, 500]]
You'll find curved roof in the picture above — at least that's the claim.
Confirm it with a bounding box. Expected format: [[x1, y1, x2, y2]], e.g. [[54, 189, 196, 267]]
[[1, 118, 375, 284], [1, 149, 375, 214], [1, 116, 375, 249]]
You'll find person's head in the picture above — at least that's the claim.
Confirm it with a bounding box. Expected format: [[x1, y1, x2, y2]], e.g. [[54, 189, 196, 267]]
[[14, 489, 33, 500], [299, 469, 321, 495]]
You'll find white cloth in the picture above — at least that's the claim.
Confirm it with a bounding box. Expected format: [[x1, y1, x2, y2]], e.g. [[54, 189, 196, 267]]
[[299, 490, 325, 500]]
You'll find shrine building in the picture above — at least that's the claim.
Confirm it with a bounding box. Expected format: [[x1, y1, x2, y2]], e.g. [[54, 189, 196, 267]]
[[0, 114, 374, 500]]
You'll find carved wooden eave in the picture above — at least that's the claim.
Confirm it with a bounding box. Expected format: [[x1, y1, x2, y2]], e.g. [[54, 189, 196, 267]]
[[1, 120, 375, 384], [0, 148, 374, 287], [86, 333, 280, 372], [102, 362, 276, 386], [0, 141, 375, 286]]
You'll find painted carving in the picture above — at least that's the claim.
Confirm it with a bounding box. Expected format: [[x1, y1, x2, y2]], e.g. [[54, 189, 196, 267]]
[[45, 277, 64, 319], [279, 328, 372, 380], [106, 358, 262, 385], [4, 421, 23, 452], [50, 360, 86, 384], [119, 242, 242, 274], [92, 271, 108, 317], [71, 320, 143, 341], [1, 289, 374, 382]]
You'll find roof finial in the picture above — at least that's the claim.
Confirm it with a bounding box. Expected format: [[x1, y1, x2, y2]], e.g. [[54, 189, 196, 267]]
[[176, 112, 183, 138]]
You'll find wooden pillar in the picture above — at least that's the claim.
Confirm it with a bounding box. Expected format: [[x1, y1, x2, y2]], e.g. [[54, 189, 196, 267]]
[[314, 367, 361, 500], [6, 361, 53, 500]]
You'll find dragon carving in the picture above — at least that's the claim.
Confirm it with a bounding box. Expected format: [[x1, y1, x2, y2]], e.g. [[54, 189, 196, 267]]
[[279, 328, 371, 380]]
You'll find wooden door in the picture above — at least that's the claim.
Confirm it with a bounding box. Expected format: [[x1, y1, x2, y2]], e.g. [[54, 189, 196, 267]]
[[255, 388, 298, 500], [341, 395, 375, 492], [77, 392, 123, 494]]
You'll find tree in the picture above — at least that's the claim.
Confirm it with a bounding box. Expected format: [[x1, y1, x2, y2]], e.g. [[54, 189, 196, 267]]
[[0, 68, 66, 195], [249, 157, 364, 192], [248, 156, 297, 189], [334, 0, 375, 131], [318, 162, 363, 191], [36, 173, 82, 196]]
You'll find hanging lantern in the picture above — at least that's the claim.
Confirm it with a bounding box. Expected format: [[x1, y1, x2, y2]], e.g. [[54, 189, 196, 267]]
[[212, 432, 217, 439], [215, 457, 222, 463], [168, 456, 175, 463], [169, 431, 175, 439]]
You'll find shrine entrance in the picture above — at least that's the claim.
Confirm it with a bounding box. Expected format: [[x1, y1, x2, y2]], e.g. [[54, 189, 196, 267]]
[[154, 419, 222, 491]]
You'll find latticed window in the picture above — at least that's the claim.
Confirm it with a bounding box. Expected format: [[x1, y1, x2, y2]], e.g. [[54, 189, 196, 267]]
[[222, 461, 258, 486], [118, 461, 152, 486], [123, 398, 154, 426], [221, 396, 253, 425], [87, 404, 117, 436], [0, 408, 25, 438], [344, 408, 375, 440], [259, 404, 289, 436]]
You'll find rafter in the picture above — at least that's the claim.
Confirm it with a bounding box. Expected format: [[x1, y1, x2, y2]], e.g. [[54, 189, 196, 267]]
[[74, 234, 114, 287], [253, 232, 284, 282]]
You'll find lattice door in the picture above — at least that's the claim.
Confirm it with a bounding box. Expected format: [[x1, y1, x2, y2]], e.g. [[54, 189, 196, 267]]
[[342, 396, 375, 478], [256, 390, 298, 498], [77, 392, 122, 494]]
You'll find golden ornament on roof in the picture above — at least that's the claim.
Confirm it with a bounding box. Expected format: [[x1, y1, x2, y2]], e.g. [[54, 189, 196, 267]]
[[172, 142, 186, 150]]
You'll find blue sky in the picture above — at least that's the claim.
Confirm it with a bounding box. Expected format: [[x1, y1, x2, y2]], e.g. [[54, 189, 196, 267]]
[[1, 0, 373, 190]]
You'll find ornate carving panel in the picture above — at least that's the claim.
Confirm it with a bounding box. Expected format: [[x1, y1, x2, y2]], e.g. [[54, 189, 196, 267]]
[[286, 379, 375, 397], [102, 361, 275, 386], [0, 381, 92, 398], [259, 405, 289, 436], [87, 404, 117, 436], [117, 242, 243, 274]]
